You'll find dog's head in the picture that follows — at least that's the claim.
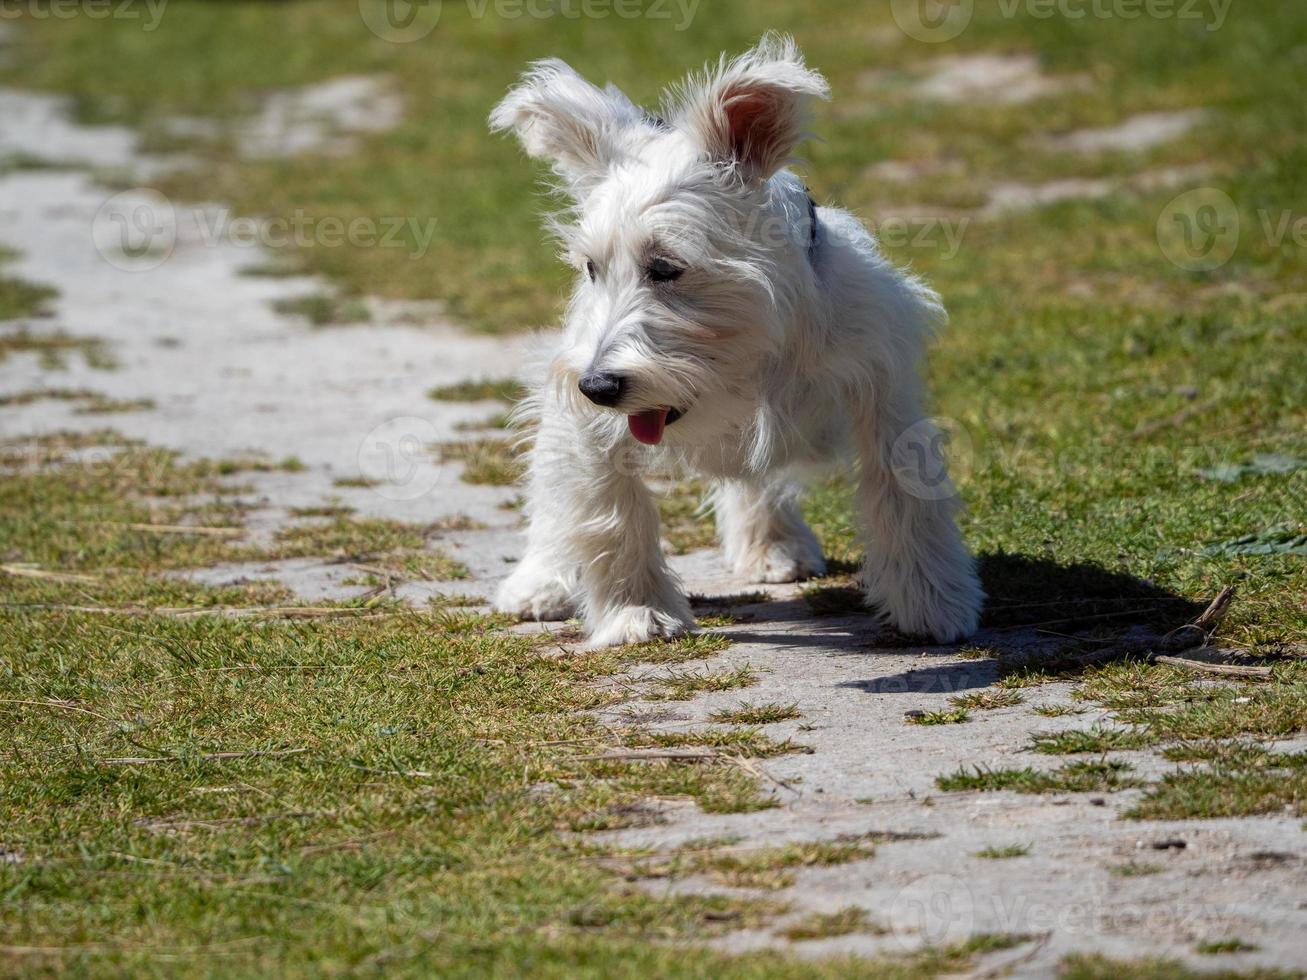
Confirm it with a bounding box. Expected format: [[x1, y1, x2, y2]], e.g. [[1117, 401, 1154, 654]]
[[490, 34, 829, 447]]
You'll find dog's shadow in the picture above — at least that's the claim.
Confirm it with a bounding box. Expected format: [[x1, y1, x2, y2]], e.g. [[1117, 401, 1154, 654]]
[[693, 552, 1206, 695]]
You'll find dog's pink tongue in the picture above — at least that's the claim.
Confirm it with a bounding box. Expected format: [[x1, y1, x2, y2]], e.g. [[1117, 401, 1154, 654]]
[[628, 408, 670, 446]]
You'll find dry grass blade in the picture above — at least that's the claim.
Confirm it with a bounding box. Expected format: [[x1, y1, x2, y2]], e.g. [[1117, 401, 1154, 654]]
[[101, 748, 307, 766], [1069, 586, 1239, 670], [0, 564, 99, 584], [84, 521, 245, 538], [573, 748, 722, 762], [1152, 655, 1272, 678], [0, 604, 409, 620]]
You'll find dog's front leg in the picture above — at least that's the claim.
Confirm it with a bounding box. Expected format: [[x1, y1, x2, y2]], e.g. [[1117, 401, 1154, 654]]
[[496, 408, 692, 648], [852, 383, 983, 643]]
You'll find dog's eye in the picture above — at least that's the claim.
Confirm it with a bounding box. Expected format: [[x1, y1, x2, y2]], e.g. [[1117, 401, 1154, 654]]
[[647, 258, 683, 283], [584, 259, 596, 282]]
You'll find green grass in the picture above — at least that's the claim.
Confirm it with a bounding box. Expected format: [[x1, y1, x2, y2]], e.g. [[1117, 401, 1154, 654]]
[[0, 387, 152, 413], [1127, 754, 1307, 820], [1029, 727, 1149, 755], [625, 836, 880, 891], [0, 329, 113, 370], [428, 377, 525, 403], [0, 250, 55, 320], [1060, 953, 1296, 980], [1197, 940, 1259, 955], [780, 906, 884, 941], [974, 844, 1031, 859], [649, 666, 759, 701], [938, 760, 1141, 794], [950, 689, 1023, 711], [270, 293, 371, 326], [709, 702, 803, 725], [1109, 862, 1163, 877], [436, 437, 524, 487], [906, 708, 970, 726], [2, 441, 983, 978]]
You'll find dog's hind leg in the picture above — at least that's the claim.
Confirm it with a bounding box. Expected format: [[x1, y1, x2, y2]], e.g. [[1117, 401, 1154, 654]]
[[494, 403, 693, 648], [851, 381, 983, 643], [712, 478, 826, 584]]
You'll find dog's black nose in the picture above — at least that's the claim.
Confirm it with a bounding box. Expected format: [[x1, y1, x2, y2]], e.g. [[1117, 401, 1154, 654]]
[[578, 371, 626, 407]]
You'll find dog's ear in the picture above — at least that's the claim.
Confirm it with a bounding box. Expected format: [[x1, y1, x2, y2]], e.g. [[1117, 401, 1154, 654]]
[[490, 59, 643, 188], [670, 33, 829, 184]]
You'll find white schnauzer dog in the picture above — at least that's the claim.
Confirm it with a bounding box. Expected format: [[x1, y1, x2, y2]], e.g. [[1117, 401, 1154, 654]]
[[489, 34, 983, 648]]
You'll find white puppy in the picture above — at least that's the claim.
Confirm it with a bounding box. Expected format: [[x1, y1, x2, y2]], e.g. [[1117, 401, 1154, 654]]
[[489, 33, 983, 648]]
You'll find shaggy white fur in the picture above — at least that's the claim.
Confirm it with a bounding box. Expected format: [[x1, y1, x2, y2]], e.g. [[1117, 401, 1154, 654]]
[[489, 34, 984, 648]]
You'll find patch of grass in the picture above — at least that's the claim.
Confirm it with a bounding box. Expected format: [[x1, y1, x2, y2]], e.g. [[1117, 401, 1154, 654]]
[[1029, 727, 1149, 755], [267, 516, 431, 558], [454, 411, 514, 432], [428, 377, 524, 403], [73, 394, 155, 414], [1196, 940, 1259, 955], [0, 388, 154, 413], [437, 437, 523, 487], [1060, 953, 1295, 979], [634, 728, 804, 760], [1109, 862, 1163, 877], [0, 264, 55, 321], [0, 329, 112, 369], [657, 480, 715, 555], [950, 689, 1023, 711], [625, 631, 734, 665], [271, 293, 370, 325], [975, 844, 1031, 859], [1127, 755, 1307, 820], [659, 836, 880, 891], [1033, 703, 1084, 717], [906, 708, 970, 726], [994, 669, 1058, 690], [709, 702, 802, 726], [331, 475, 380, 489], [938, 760, 1142, 795], [781, 906, 884, 941], [649, 666, 758, 701], [287, 502, 355, 519], [0, 386, 95, 406]]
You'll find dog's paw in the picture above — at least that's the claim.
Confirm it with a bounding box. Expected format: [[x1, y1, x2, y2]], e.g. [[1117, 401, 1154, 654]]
[[584, 605, 694, 649], [733, 538, 827, 584], [494, 563, 576, 622], [865, 559, 982, 644]]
